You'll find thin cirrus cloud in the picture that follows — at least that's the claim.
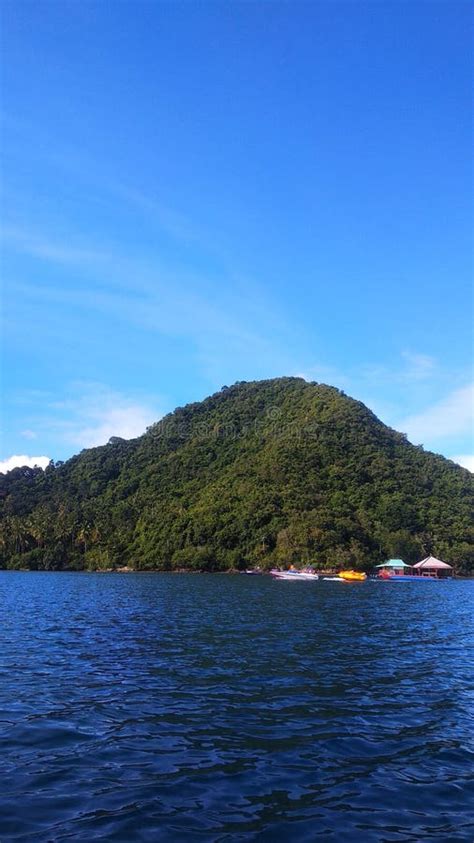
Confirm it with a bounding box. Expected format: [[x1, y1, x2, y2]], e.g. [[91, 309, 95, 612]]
[[297, 352, 438, 392], [46, 383, 163, 449], [11, 273, 293, 386], [21, 429, 38, 440], [1, 225, 108, 266], [358, 352, 437, 386], [400, 351, 436, 381], [2, 218, 471, 467], [68, 405, 158, 449], [6, 219, 300, 386], [401, 383, 474, 444], [0, 385, 165, 472]]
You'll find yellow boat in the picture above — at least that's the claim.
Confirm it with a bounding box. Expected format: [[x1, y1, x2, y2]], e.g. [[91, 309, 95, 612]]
[[339, 570, 367, 581]]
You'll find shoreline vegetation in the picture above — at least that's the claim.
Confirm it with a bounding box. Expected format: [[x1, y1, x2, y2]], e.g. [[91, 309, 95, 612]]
[[4, 568, 473, 580], [1, 379, 473, 576]]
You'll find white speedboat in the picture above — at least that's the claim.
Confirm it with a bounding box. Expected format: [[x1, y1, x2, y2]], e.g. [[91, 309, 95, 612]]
[[270, 569, 319, 581]]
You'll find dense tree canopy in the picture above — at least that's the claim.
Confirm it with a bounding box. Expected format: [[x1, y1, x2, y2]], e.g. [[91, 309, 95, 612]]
[[1, 378, 472, 573]]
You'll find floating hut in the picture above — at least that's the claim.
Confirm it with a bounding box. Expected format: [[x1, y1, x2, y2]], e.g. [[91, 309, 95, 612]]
[[413, 556, 453, 578], [375, 558, 412, 577]]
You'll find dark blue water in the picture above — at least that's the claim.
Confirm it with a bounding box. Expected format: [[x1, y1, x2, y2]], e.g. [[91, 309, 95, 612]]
[[0, 573, 473, 842]]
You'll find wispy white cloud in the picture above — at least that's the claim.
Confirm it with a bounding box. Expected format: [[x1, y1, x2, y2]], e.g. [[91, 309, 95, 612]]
[[1, 225, 107, 266], [2, 114, 213, 255], [68, 404, 157, 449], [112, 184, 216, 252], [12, 275, 282, 374], [401, 383, 474, 444], [400, 351, 436, 380], [0, 454, 50, 474], [20, 429, 37, 440], [451, 454, 474, 473], [359, 351, 438, 386], [47, 383, 163, 449], [294, 350, 440, 407], [9, 225, 297, 387]]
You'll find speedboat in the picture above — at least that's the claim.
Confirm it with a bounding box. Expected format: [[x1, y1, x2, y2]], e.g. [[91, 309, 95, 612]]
[[270, 569, 319, 581], [322, 576, 347, 582]]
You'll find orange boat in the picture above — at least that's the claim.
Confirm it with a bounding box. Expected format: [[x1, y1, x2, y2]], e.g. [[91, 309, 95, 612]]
[[339, 570, 367, 581]]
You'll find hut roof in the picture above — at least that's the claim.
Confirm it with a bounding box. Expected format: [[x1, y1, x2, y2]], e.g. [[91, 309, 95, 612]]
[[375, 559, 411, 568], [413, 556, 453, 570]]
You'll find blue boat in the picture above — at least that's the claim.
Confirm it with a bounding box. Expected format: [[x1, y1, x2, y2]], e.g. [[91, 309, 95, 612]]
[[379, 574, 438, 581]]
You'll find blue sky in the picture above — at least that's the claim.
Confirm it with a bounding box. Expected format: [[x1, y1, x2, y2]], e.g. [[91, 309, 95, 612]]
[[1, 1, 472, 472]]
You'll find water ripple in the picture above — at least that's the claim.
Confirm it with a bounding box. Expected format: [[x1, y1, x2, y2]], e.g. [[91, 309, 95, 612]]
[[0, 573, 473, 841]]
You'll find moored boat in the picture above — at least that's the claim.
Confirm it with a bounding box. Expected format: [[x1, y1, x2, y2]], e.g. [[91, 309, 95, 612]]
[[339, 570, 367, 581], [377, 573, 439, 581], [270, 569, 319, 581]]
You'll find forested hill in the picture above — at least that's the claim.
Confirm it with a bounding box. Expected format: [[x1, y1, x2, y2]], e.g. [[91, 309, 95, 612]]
[[1, 378, 473, 573]]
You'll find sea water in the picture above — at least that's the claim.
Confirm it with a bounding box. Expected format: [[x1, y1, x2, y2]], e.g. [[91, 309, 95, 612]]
[[1, 572, 473, 841]]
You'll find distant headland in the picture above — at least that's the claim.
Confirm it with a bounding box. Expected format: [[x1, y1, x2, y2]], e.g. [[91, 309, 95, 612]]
[[1, 378, 472, 574]]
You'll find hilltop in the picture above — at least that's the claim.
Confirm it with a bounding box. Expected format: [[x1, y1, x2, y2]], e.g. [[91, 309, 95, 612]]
[[1, 378, 472, 572]]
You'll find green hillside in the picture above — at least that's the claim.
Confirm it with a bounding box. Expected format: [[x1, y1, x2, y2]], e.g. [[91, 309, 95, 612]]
[[1, 378, 472, 573]]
